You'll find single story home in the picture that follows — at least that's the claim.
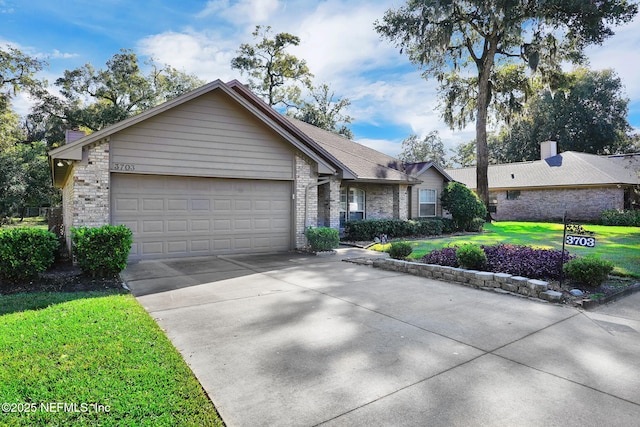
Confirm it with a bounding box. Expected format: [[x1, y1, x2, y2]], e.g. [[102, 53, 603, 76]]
[[49, 80, 453, 261], [446, 141, 640, 222]]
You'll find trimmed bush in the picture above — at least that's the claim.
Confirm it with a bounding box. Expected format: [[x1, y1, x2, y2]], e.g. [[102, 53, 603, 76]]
[[600, 209, 640, 226], [422, 244, 575, 280], [467, 217, 485, 232], [72, 225, 133, 276], [344, 218, 444, 241], [563, 255, 614, 287], [0, 228, 58, 280], [422, 246, 459, 267], [440, 182, 487, 231], [456, 244, 486, 270], [305, 227, 339, 252], [482, 244, 574, 280], [388, 241, 413, 259]]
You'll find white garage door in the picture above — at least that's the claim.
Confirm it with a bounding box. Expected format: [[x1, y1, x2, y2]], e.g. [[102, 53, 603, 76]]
[[111, 174, 292, 260]]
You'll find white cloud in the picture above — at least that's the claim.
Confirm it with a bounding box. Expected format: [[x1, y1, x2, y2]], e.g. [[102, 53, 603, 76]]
[[197, 0, 280, 24], [137, 30, 242, 83], [585, 14, 640, 100], [356, 137, 402, 157], [50, 49, 79, 59]]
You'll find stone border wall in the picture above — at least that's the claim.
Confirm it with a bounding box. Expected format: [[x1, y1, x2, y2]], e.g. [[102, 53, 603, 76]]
[[372, 258, 563, 302]]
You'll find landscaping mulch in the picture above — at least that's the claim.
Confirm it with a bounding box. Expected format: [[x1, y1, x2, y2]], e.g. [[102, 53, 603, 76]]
[[0, 261, 124, 295], [547, 276, 640, 308]]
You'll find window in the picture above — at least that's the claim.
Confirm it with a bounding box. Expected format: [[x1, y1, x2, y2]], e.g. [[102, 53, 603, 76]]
[[506, 190, 521, 200], [419, 189, 437, 217], [340, 188, 365, 227]]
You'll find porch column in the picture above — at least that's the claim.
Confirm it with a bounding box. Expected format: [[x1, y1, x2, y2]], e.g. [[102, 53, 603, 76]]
[[394, 184, 409, 220], [318, 176, 341, 230]]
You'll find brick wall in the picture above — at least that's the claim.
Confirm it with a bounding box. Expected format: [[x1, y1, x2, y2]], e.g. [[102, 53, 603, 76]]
[[494, 187, 625, 222], [361, 183, 395, 219], [318, 176, 341, 228], [295, 153, 318, 248], [60, 141, 111, 254]]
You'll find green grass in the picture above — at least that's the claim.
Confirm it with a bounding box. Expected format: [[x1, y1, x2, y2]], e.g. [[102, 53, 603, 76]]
[[372, 221, 640, 277], [0, 290, 223, 426], [2, 217, 48, 229]]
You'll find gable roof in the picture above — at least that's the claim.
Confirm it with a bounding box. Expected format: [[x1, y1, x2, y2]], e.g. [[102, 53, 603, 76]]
[[49, 79, 336, 175], [50, 80, 419, 185], [226, 80, 419, 184], [404, 161, 455, 182], [446, 151, 639, 190]]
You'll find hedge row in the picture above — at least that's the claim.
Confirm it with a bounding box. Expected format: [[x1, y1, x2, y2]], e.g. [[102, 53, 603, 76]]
[[72, 225, 133, 277], [0, 225, 133, 282], [0, 228, 59, 280], [600, 209, 640, 226], [343, 218, 450, 241]]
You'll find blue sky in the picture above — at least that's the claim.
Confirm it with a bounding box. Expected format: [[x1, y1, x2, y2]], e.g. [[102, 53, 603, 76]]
[[3, 0, 640, 157]]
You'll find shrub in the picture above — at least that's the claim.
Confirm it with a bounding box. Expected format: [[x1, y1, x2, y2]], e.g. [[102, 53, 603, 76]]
[[440, 182, 487, 231], [72, 225, 133, 276], [456, 244, 486, 270], [466, 217, 485, 232], [414, 218, 445, 235], [0, 228, 58, 280], [563, 255, 614, 287], [422, 246, 459, 267], [437, 217, 456, 234], [600, 209, 640, 226], [344, 218, 444, 241], [305, 227, 339, 252], [388, 241, 413, 259], [482, 244, 574, 280], [422, 244, 575, 279]]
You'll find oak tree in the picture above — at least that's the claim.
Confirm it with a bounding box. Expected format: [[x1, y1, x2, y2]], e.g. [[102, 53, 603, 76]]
[[375, 0, 637, 217], [289, 83, 354, 138]]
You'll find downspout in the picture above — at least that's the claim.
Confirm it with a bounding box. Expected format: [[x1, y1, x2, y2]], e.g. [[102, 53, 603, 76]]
[[304, 178, 332, 230]]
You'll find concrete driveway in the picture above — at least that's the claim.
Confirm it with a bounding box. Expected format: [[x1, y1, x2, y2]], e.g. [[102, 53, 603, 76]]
[[121, 248, 640, 426]]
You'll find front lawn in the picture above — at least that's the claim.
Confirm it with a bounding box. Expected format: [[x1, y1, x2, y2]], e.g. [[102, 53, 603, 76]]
[[0, 290, 223, 426], [372, 221, 640, 277]]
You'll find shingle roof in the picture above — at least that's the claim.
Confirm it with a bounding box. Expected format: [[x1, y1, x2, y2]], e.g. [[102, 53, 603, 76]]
[[446, 151, 639, 190], [404, 161, 455, 182], [284, 116, 419, 183]]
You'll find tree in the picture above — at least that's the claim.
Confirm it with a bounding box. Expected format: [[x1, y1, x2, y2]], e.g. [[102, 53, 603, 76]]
[[375, 0, 637, 217], [450, 140, 477, 167], [0, 45, 46, 110], [231, 25, 313, 108], [495, 68, 633, 162], [0, 141, 55, 220], [440, 181, 486, 231], [31, 49, 204, 146], [398, 131, 447, 165], [289, 83, 354, 138]]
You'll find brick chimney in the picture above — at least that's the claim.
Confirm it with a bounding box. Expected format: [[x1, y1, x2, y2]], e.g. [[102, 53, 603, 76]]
[[65, 129, 86, 144], [540, 140, 557, 159]]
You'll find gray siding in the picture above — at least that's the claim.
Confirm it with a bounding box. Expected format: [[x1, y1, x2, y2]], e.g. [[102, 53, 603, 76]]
[[110, 91, 294, 180], [410, 168, 447, 218]]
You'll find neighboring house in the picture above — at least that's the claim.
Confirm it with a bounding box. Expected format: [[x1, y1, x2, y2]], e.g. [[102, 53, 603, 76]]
[[49, 80, 451, 261], [446, 141, 640, 222]]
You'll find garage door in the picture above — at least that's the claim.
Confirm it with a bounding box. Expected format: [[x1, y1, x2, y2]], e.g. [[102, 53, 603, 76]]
[[111, 174, 292, 260]]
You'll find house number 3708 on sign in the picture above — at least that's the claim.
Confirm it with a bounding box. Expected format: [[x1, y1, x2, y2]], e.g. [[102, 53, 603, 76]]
[[565, 235, 596, 247]]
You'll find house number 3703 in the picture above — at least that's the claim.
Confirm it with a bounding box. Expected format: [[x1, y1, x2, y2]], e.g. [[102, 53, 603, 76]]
[[565, 235, 596, 247], [112, 163, 135, 171]]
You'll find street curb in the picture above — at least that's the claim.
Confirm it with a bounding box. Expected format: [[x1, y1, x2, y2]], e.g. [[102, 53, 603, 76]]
[[580, 282, 640, 310]]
